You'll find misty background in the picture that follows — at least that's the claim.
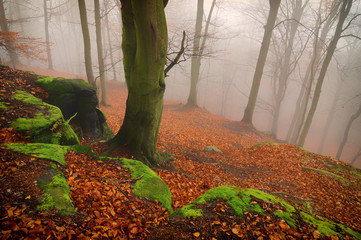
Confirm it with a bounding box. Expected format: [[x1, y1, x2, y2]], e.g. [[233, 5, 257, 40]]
[[1, 0, 361, 168]]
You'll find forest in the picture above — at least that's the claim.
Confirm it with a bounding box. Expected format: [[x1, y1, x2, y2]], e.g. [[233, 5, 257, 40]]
[[1, 0, 361, 239]]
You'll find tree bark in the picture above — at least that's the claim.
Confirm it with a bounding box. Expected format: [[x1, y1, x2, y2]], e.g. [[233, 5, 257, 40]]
[[336, 102, 361, 159], [242, 0, 281, 124], [297, 0, 353, 147], [94, 0, 108, 105], [109, 0, 168, 166], [78, 0, 96, 87]]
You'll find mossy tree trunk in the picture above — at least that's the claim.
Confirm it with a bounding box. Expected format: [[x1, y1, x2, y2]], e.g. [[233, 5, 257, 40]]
[[109, 0, 168, 166], [78, 0, 96, 87], [242, 0, 281, 124]]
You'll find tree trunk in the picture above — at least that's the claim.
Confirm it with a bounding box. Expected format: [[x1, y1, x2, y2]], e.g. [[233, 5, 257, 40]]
[[0, 0, 20, 68], [104, 0, 117, 81], [317, 80, 342, 154], [351, 147, 361, 165], [271, 0, 307, 138], [288, 0, 339, 144], [242, 0, 281, 124], [297, 0, 353, 147], [186, 0, 204, 107], [94, 0, 108, 106], [43, 0, 53, 70], [78, 0, 96, 87], [109, 0, 168, 166], [336, 102, 361, 159]]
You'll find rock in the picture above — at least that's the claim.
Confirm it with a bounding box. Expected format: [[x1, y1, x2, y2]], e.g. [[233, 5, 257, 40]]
[[11, 90, 79, 145], [36, 76, 113, 140]]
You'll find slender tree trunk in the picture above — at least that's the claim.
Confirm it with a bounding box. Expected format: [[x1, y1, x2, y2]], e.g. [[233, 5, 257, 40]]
[[109, 0, 168, 166], [271, 0, 307, 138], [336, 102, 361, 159], [187, 0, 216, 107], [242, 0, 281, 124], [78, 0, 96, 87], [317, 80, 342, 154], [104, 0, 117, 81], [297, 0, 353, 147], [94, 0, 108, 105], [351, 147, 361, 165], [0, 0, 20, 68], [43, 0, 53, 70], [186, 0, 204, 107]]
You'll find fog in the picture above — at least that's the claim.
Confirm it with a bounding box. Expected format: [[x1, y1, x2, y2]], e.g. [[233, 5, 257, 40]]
[[1, 0, 361, 168]]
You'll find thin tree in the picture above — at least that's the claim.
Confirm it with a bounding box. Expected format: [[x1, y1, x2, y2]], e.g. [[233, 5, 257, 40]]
[[242, 0, 281, 125], [107, 0, 168, 166], [0, 0, 20, 68], [336, 102, 361, 159], [287, 0, 341, 144], [43, 0, 53, 70], [297, 0, 354, 147], [186, 0, 204, 107], [270, 0, 308, 138], [94, 0, 108, 105], [104, 0, 117, 81], [78, 0, 96, 87]]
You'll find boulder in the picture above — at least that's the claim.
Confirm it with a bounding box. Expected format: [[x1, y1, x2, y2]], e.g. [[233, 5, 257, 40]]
[[36, 77, 113, 140]]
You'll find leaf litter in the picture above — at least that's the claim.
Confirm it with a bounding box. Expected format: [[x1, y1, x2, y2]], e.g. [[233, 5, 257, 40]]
[[1, 66, 361, 239]]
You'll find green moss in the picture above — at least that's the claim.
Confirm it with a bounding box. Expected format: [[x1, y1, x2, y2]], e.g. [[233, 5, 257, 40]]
[[10, 90, 79, 145], [204, 146, 222, 153], [302, 167, 350, 186], [121, 158, 173, 214], [178, 186, 274, 218], [0, 102, 10, 110], [37, 169, 75, 215], [299, 147, 311, 153], [274, 211, 297, 228], [177, 186, 360, 238], [36, 77, 93, 96], [3, 143, 70, 165], [324, 160, 361, 183], [251, 142, 279, 149]]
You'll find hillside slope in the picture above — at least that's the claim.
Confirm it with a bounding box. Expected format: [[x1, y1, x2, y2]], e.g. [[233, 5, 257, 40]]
[[1, 65, 360, 239]]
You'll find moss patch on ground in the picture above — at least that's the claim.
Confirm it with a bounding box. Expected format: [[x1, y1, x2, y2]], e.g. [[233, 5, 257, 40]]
[[36, 167, 76, 214], [204, 146, 222, 153], [302, 167, 350, 186], [3, 143, 71, 165], [177, 185, 361, 238], [119, 158, 173, 214], [10, 90, 79, 145], [250, 142, 279, 149], [0, 101, 10, 110]]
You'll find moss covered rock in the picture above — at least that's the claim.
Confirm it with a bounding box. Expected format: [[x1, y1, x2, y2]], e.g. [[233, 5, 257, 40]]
[[11, 90, 79, 145], [3, 143, 71, 165], [36, 77, 113, 140], [110, 158, 173, 214], [36, 167, 76, 215], [177, 185, 361, 238]]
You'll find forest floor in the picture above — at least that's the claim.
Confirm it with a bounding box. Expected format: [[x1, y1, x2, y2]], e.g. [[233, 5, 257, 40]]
[[1, 66, 361, 239]]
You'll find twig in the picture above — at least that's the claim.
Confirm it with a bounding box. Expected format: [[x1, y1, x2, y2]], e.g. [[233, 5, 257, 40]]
[[99, 177, 131, 200]]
